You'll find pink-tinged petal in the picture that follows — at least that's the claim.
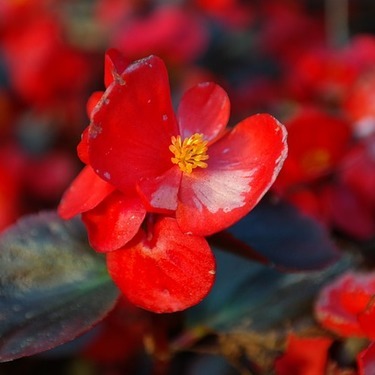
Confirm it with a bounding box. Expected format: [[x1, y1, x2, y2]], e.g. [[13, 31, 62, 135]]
[[137, 166, 182, 213], [77, 127, 89, 164], [358, 342, 375, 375], [177, 82, 230, 142], [106, 217, 215, 313], [104, 48, 129, 88], [274, 334, 333, 375], [177, 113, 288, 236], [89, 55, 179, 192], [58, 166, 115, 220], [82, 190, 146, 253]]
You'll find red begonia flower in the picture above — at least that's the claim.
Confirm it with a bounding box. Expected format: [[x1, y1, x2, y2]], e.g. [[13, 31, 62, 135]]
[[86, 54, 287, 237], [106, 217, 215, 313], [315, 272, 375, 339], [284, 35, 375, 104], [2, 13, 90, 111], [274, 334, 333, 375], [274, 108, 351, 192], [58, 51, 287, 312]]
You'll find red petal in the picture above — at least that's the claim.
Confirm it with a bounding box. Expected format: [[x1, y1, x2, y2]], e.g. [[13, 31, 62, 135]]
[[106, 217, 215, 313], [177, 82, 229, 142], [82, 190, 146, 253], [137, 166, 181, 213], [89, 55, 179, 192], [58, 166, 115, 219], [358, 303, 375, 340], [358, 342, 375, 375], [274, 334, 333, 375], [77, 127, 90, 164], [104, 48, 129, 88], [86, 91, 104, 117], [177, 113, 288, 236]]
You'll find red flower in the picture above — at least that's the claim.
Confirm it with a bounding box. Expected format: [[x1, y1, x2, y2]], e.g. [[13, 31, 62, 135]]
[[60, 51, 287, 245], [315, 272, 375, 339], [284, 35, 375, 105], [274, 108, 351, 191], [112, 5, 209, 65], [274, 334, 333, 375], [58, 51, 287, 312]]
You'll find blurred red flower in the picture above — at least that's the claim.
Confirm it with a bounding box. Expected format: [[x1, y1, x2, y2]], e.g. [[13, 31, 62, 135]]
[[112, 5, 209, 65], [274, 334, 333, 375], [274, 108, 351, 191], [315, 272, 375, 339], [284, 35, 375, 106]]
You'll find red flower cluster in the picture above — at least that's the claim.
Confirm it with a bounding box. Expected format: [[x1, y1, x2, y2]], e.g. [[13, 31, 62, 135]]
[[58, 50, 287, 312]]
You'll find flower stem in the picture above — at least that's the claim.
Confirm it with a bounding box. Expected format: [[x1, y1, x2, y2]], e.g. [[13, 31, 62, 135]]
[[144, 314, 171, 375]]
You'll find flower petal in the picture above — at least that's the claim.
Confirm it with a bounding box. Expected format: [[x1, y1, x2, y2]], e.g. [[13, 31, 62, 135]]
[[177, 82, 229, 142], [136, 166, 181, 213], [358, 303, 375, 340], [106, 217, 215, 313], [77, 127, 89, 164], [358, 342, 375, 375], [57, 166, 115, 219], [104, 48, 129, 88], [86, 91, 104, 118], [274, 334, 333, 375], [177, 113, 288, 236], [89, 55, 179, 192], [82, 190, 146, 253]]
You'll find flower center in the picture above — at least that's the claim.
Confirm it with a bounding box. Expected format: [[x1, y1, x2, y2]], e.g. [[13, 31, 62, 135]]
[[301, 149, 331, 175], [169, 133, 209, 173]]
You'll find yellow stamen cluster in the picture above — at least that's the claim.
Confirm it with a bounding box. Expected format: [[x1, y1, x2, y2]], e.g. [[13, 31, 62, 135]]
[[169, 133, 209, 173]]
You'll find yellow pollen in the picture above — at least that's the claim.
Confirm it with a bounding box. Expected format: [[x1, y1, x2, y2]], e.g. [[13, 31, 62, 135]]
[[169, 133, 209, 173]]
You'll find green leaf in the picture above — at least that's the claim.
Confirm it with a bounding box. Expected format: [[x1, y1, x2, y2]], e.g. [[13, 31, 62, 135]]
[[186, 248, 354, 332], [0, 212, 120, 362]]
